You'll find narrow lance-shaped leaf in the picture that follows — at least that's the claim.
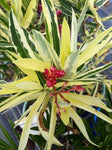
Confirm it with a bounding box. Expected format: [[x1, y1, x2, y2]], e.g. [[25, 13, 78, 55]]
[[0, 0, 10, 12], [55, 80, 97, 89], [21, 0, 38, 29], [0, 76, 30, 95], [9, 10, 36, 58], [71, 100, 112, 125], [97, 41, 112, 58], [32, 30, 52, 65], [69, 107, 98, 146], [88, 0, 103, 26], [63, 93, 112, 125], [0, 91, 40, 112], [18, 92, 46, 150], [11, 0, 23, 22], [71, 9, 77, 52], [0, 25, 9, 41], [0, 124, 17, 147], [64, 51, 79, 79], [8, 52, 39, 82], [75, 62, 112, 79], [60, 18, 70, 67], [42, 0, 60, 55], [46, 99, 56, 150], [0, 41, 13, 49], [77, 0, 88, 32], [13, 58, 51, 72], [62, 93, 112, 112], [0, 92, 20, 107], [33, 30, 62, 69], [78, 27, 112, 67], [37, 96, 63, 146], [0, 9, 9, 28], [95, 0, 108, 8]]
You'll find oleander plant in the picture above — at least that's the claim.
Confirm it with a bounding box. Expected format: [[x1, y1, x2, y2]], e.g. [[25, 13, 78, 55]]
[[0, 0, 112, 150]]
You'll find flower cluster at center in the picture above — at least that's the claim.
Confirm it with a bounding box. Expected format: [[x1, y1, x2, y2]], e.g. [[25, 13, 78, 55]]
[[42, 66, 65, 87]]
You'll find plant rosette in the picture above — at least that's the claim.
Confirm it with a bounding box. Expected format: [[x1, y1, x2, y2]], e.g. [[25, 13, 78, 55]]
[[0, 0, 112, 150]]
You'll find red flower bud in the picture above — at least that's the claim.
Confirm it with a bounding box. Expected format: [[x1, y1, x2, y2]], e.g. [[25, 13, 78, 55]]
[[50, 66, 56, 72], [43, 66, 65, 87], [45, 69, 49, 75]]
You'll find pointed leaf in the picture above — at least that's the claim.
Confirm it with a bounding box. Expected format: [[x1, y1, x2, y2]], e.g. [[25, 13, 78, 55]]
[[18, 92, 46, 150], [47, 99, 56, 150], [0, 41, 13, 49], [11, 0, 22, 22], [9, 10, 36, 58], [71, 9, 77, 52], [0, 0, 10, 12], [69, 107, 98, 146], [88, 0, 103, 26], [0, 9, 9, 28], [60, 107, 69, 126], [37, 96, 63, 146], [0, 76, 30, 95], [77, 0, 88, 32], [55, 80, 96, 88], [32, 30, 52, 65], [42, 0, 60, 55], [60, 18, 70, 67], [78, 27, 112, 67], [0, 124, 17, 147], [72, 101, 112, 125], [14, 81, 42, 91], [13, 58, 51, 72], [0, 91, 40, 112], [75, 62, 112, 79], [64, 51, 79, 78], [62, 93, 112, 112], [21, 0, 37, 28]]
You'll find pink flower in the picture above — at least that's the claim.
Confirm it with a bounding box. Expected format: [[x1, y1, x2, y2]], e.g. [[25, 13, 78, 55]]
[[56, 10, 63, 16], [37, 4, 42, 13], [43, 66, 65, 87]]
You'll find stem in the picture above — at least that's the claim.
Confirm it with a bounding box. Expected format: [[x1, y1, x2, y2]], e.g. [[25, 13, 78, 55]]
[[59, 94, 70, 103], [55, 95, 61, 116]]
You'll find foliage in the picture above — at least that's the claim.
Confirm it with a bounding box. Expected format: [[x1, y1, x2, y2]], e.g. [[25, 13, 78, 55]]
[[0, 0, 112, 150]]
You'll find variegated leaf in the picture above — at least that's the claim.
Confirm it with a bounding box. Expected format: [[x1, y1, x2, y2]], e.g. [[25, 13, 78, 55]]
[[78, 27, 112, 67], [71, 9, 77, 52], [13, 58, 51, 72], [21, 0, 38, 29], [75, 62, 112, 79], [64, 51, 79, 78], [42, 0, 60, 55], [0, 41, 13, 49], [70, 100, 112, 125], [60, 18, 70, 67], [0, 0, 10, 12], [37, 95, 63, 146], [88, 0, 103, 26], [32, 30, 52, 65], [62, 93, 112, 112], [47, 99, 56, 150], [77, 0, 88, 32], [0, 91, 40, 112], [9, 10, 36, 58], [69, 107, 98, 146], [11, 0, 23, 22], [18, 92, 46, 150], [95, 0, 108, 8], [60, 107, 69, 126], [0, 9, 9, 28]]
